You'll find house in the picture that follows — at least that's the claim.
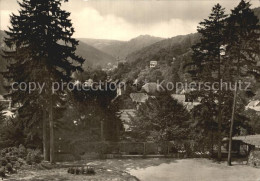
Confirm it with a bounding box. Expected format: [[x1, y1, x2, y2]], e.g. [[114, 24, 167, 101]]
[[0, 95, 11, 109], [117, 59, 127, 66], [171, 94, 200, 111], [117, 109, 136, 131], [130, 93, 149, 104], [150, 61, 158, 68], [142, 82, 163, 94], [232, 135, 260, 148], [115, 93, 149, 131], [83, 79, 94, 87], [0, 95, 15, 118], [246, 100, 260, 112], [0, 95, 4, 101], [221, 135, 260, 157]]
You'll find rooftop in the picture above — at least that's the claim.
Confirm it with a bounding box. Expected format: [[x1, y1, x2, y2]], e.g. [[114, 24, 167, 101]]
[[232, 135, 260, 147], [130, 93, 149, 103]]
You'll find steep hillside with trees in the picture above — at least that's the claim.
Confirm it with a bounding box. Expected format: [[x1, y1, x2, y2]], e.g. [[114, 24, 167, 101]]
[[0, 30, 116, 70], [80, 35, 164, 60], [112, 33, 201, 84], [112, 6, 260, 85], [76, 41, 116, 69]]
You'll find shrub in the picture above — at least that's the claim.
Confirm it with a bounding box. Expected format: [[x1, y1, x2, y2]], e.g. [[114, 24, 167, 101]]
[[0, 146, 42, 166], [13, 161, 21, 169], [6, 163, 13, 173], [29, 149, 42, 164], [0, 158, 8, 166], [9, 156, 18, 162], [75, 167, 80, 175], [18, 145, 27, 158], [25, 149, 42, 165], [87, 166, 95, 175], [26, 153, 32, 165], [0, 167, 5, 178]]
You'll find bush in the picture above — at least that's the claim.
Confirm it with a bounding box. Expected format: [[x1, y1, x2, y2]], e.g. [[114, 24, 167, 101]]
[[13, 161, 21, 169], [6, 163, 13, 173], [26, 149, 42, 165], [0, 158, 8, 166], [0, 146, 42, 167], [0, 167, 5, 178], [87, 166, 95, 175], [26, 153, 32, 165], [18, 145, 27, 158]]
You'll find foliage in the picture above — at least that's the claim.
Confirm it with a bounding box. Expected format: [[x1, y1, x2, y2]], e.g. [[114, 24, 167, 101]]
[[1, 0, 85, 159], [0, 145, 42, 176], [26, 149, 42, 165], [59, 81, 122, 143], [129, 93, 190, 142], [187, 1, 259, 159]]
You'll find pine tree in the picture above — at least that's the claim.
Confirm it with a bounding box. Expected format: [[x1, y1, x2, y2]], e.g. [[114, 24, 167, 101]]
[[2, 0, 84, 163], [189, 4, 228, 161], [225, 0, 260, 165]]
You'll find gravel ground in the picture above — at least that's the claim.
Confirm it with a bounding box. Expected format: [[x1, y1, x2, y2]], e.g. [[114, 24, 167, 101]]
[[4, 158, 260, 181], [127, 158, 260, 181]]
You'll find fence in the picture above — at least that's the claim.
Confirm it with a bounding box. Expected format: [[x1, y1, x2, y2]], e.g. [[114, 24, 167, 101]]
[[55, 140, 184, 161]]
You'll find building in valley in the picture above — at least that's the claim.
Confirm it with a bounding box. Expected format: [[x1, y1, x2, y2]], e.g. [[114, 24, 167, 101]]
[[150, 61, 158, 68]]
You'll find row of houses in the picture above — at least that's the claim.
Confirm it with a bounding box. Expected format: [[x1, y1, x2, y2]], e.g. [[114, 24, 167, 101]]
[[117, 80, 260, 133], [116, 82, 201, 132]]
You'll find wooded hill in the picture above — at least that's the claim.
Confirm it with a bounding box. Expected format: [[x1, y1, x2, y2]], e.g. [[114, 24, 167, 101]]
[[112, 7, 260, 85]]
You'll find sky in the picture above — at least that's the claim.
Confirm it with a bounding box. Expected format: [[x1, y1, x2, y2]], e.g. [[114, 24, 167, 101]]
[[0, 0, 259, 41]]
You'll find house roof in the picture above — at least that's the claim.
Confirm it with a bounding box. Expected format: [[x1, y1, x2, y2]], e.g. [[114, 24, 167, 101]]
[[171, 94, 185, 103], [246, 100, 260, 111], [142, 83, 161, 94], [118, 109, 136, 131], [0, 95, 4, 101], [171, 94, 200, 111], [130, 93, 149, 103], [247, 100, 260, 107], [232, 135, 260, 147], [2, 110, 15, 118]]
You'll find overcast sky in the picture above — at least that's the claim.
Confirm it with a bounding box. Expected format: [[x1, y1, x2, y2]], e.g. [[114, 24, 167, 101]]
[[0, 0, 259, 40]]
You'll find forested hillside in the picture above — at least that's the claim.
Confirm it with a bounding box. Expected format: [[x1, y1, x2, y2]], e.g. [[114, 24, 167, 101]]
[[112, 33, 201, 84], [112, 7, 260, 84], [80, 35, 164, 60]]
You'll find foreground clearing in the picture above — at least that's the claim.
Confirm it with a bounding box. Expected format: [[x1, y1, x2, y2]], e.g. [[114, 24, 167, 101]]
[[6, 158, 260, 181], [127, 158, 260, 181]]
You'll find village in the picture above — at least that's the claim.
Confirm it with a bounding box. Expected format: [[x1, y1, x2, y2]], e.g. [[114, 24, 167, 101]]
[[0, 0, 260, 180]]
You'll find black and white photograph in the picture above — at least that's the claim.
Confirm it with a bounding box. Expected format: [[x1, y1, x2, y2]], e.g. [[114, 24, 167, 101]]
[[0, 0, 260, 180]]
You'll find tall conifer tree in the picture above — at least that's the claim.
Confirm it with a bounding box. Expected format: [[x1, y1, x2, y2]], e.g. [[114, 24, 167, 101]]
[[189, 4, 228, 161], [225, 0, 260, 165], [2, 0, 84, 163]]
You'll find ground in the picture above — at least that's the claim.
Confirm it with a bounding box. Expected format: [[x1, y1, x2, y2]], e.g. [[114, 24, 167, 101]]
[[5, 158, 260, 181]]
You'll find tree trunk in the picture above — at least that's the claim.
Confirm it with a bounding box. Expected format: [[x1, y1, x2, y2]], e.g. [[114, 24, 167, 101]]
[[101, 120, 104, 141], [43, 109, 49, 161], [227, 82, 238, 166], [217, 75, 223, 161], [217, 111, 222, 161], [49, 95, 55, 163]]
